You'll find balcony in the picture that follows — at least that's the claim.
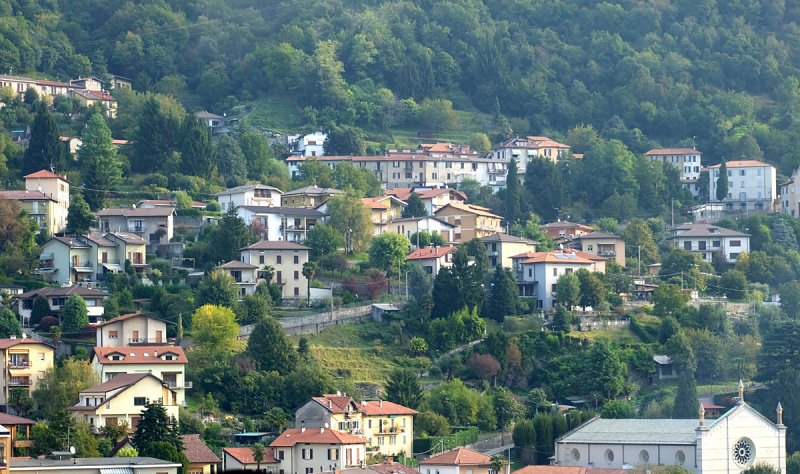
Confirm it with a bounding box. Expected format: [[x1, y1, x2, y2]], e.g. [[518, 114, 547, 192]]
[[8, 360, 30, 369], [377, 426, 400, 434], [8, 378, 31, 386], [488, 167, 506, 174], [597, 250, 616, 257], [128, 225, 147, 233], [165, 380, 192, 390], [128, 338, 166, 345]]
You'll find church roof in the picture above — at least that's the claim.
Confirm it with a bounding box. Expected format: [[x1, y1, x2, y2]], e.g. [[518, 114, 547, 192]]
[[557, 417, 699, 445]]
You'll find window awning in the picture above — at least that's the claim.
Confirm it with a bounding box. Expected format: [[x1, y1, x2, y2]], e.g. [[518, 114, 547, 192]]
[[73, 267, 93, 273], [102, 263, 124, 272], [39, 252, 53, 260], [38, 268, 57, 273], [99, 468, 134, 474]]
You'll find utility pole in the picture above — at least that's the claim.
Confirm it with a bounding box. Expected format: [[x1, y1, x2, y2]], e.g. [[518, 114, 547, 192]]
[[638, 245, 641, 277], [671, 199, 675, 228]]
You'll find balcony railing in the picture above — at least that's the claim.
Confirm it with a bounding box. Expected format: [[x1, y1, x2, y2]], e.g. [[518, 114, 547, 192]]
[[8, 361, 30, 369], [128, 225, 147, 233], [597, 250, 616, 257], [128, 338, 165, 345], [8, 378, 31, 386], [165, 380, 192, 389]]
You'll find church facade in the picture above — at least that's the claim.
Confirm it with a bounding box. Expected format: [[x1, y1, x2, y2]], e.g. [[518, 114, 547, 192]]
[[554, 390, 786, 473]]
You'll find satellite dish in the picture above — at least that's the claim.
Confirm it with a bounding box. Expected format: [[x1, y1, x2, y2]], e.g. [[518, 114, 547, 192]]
[[69, 446, 76, 455]]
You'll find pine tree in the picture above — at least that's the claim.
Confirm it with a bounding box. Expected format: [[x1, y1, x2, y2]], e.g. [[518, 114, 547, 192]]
[[716, 160, 729, 202], [133, 98, 178, 173], [385, 367, 424, 409], [673, 369, 698, 418], [402, 193, 427, 218], [131, 400, 187, 471], [486, 266, 517, 322], [179, 114, 215, 179], [213, 208, 255, 262], [80, 113, 122, 210], [24, 102, 64, 174], [505, 159, 521, 224]]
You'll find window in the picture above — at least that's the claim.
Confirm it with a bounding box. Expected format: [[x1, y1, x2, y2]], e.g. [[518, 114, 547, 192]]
[[757, 168, 762, 176], [134, 397, 146, 406], [328, 449, 339, 460], [393, 161, 400, 168], [684, 241, 692, 250], [294, 255, 299, 264], [108, 331, 118, 339], [712, 240, 721, 247], [699, 241, 706, 250], [294, 271, 299, 280], [491, 243, 496, 252], [740, 170, 746, 176], [528, 268, 532, 277], [259, 255, 265, 264], [306, 469, 314, 474], [730, 240, 741, 247], [552, 268, 557, 276], [294, 287, 300, 296], [302, 448, 314, 460], [277, 255, 282, 264]]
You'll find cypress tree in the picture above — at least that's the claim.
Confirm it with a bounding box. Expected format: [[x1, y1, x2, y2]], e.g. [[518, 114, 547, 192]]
[[716, 160, 729, 202], [80, 113, 122, 210], [179, 113, 215, 179], [402, 193, 427, 217], [24, 102, 64, 173], [505, 159, 521, 224]]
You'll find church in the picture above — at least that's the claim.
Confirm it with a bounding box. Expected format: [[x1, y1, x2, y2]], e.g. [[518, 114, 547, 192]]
[[554, 383, 786, 473]]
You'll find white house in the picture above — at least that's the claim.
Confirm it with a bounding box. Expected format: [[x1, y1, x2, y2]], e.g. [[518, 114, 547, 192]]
[[386, 216, 458, 243], [17, 286, 108, 326], [488, 136, 571, 179], [236, 206, 325, 243], [289, 131, 327, 157], [91, 346, 189, 405], [269, 427, 367, 474], [406, 246, 457, 277], [707, 160, 777, 212], [217, 260, 261, 298], [554, 388, 786, 473], [668, 223, 750, 264], [216, 184, 283, 212], [645, 148, 703, 197], [511, 249, 603, 309], [94, 313, 168, 347]]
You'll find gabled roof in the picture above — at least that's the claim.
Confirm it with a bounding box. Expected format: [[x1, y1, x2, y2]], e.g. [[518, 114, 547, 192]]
[[93, 312, 161, 328], [575, 231, 620, 240], [419, 448, 490, 466], [24, 170, 65, 180], [223, 446, 277, 465], [19, 286, 109, 299], [706, 160, 774, 169], [518, 250, 595, 265], [669, 223, 749, 238], [407, 246, 457, 260], [0, 412, 35, 426], [218, 260, 260, 270], [106, 232, 147, 244], [92, 346, 188, 365], [0, 190, 57, 202], [479, 232, 538, 244], [49, 236, 91, 248], [283, 185, 344, 196], [362, 197, 390, 210], [241, 240, 310, 251], [77, 373, 151, 394], [72, 88, 116, 101], [269, 427, 366, 447], [312, 394, 358, 413], [542, 221, 595, 230], [84, 233, 116, 247], [182, 434, 222, 464], [556, 417, 699, 445], [96, 207, 175, 217], [389, 216, 456, 228], [434, 202, 501, 219], [196, 110, 225, 120], [499, 136, 570, 150], [216, 184, 283, 196], [645, 148, 702, 156], [358, 400, 418, 416]]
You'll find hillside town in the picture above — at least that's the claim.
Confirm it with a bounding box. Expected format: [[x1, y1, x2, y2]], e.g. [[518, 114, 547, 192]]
[[1, 2, 800, 473]]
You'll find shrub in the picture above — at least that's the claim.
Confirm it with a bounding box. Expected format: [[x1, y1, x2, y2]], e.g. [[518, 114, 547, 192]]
[[38, 316, 59, 331]]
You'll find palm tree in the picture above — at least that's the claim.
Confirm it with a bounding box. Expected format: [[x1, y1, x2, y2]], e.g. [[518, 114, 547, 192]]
[[261, 265, 275, 284], [302, 261, 317, 305], [252, 443, 265, 472]]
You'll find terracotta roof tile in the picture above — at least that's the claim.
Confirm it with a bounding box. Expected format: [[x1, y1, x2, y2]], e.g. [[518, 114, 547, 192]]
[[706, 160, 773, 169], [0, 338, 53, 350], [434, 202, 501, 219], [223, 447, 277, 465], [407, 246, 457, 260], [519, 250, 595, 265], [419, 448, 490, 466], [182, 434, 222, 464], [0, 190, 57, 202], [645, 148, 702, 156], [23, 170, 65, 180], [358, 400, 418, 416], [269, 428, 366, 447], [313, 395, 357, 413], [92, 346, 187, 365], [242, 240, 310, 251]]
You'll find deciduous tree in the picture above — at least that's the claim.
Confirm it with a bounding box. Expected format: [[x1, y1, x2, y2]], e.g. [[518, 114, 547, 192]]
[[246, 316, 299, 375], [61, 295, 89, 333], [196, 270, 238, 309]]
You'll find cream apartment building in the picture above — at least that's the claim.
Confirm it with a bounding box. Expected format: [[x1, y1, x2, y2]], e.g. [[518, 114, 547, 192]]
[[570, 231, 626, 267], [69, 373, 179, 432], [489, 136, 571, 179], [434, 203, 502, 242], [39, 233, 147, 285], [480, 232, 538, 269], [95, 313, 168, 347], [0, 170, 70, 234], [0, 337, 54, 413], [239, 240, 310, 301], [91, 346, 189, 405], [217, 184, 283, 212], [707, 160, 777, 212], [644, 148, 703, 197]]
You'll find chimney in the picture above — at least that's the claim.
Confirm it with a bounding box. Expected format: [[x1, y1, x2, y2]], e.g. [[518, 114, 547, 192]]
[[379, 400, 383, 408], [386, 457, 393, 465], [320, 427, 325, 433], [9, 334, 15, 340], [301, 427, 306, 433], [328, 400, 332, 409]]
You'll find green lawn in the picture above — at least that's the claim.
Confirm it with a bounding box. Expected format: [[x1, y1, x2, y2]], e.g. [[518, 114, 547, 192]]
[[239, 96, 304, 133], [485, 315, 543, 334]]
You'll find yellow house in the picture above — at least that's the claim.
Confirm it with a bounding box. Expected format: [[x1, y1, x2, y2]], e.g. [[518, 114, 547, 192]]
[[0, 191, 59, 235], [281, 185, 344, 208], [361, 196, 406, 235], [68, 373, 178, 433], [91, 346, 189, 406], [23, 170, 70, 233], [0, 338, 54, 414], [182, 434, 221, 474], [94, 313, 168, 347], [434, 203, 502, 242], [70, 89, 118, 118], [0, 413, 35, 458], [294, 394, 417, 457]]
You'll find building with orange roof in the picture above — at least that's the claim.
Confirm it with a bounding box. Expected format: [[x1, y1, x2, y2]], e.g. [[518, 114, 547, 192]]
[[510, 249, 603, 309], [361, 196, 406, 233], [434, 203, 502, 242], [567, 231, 626, 267], [94, 313, 168, 347], [384, 188, 466, 215], [295, 393, 417, 457], [480, 232, 538, 269], [541, 221, 595, 240], [269, 426, 367, 474], [182, 434, 222, 473], [223, 446, 278, 471], [407, 245, 457, 277], [706, 159, 777, 212], [645, 148, 703, 197], [91, 346, 189, 405], [419, 448, 491, 474], [489, 136, 571, 181]]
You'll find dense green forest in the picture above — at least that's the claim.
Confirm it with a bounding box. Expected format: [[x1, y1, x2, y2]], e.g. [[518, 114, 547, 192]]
[[5, 0, 800, 172]]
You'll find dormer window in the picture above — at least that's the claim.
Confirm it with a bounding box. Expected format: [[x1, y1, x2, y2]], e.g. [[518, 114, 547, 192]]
[[109, 353, 124, 361], [162, 353, 177, 361]]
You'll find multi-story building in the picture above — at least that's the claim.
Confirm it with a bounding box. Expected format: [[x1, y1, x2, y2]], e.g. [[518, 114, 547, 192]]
[[281, 185, 344, 208], [295, 393, 417, 458], [71, 88, 118, 118], [668, 223, 750, 264], [489, 136, 571, 177], [386, 216, 458, 243], [0, 413, 36, 457], [289, 131, 327, 157], [91, 346, 189, 405], [217, 261, 261, 298], [16, 286, 108, 327], [645, 148, 703, 197], [94, 313, 168, 347], [707, 160, 777, 212], [0, 337, 54, 413], [39, 233, 147, 285], [239, 241, 310, 301], [511, 249, 604, 309], [236, 206, 325, 243], [0, 190, 59, 235], [269, 427, 367, 474], [434, 203, 502, 242], [68, 373, 179, 433], [779, 165, 800, 217], [16, 170, 69, 234], [96, 207, 175, 248], [541, 221, 596, 240], [568, 231, 626, 267], [384, 188, 467, 215], [360, 196, 406, 234], [216, 184, 284, 212], [480, 233, 538, 269], [406, 246, 457, 277]]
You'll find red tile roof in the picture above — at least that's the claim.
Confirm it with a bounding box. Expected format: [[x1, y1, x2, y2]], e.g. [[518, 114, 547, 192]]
[[23, 170, 65, 180], [0, 190, 57, 202], [419, 448, 490, 466], [518, 250, 595, 265], [93, 313, 159, 328], [645, 148, 702, 156], [92, 346, 187, 364], [362, 198, 390, 210], [434, 202, 501, 219], [0, 413, 35, 425], [313, 395, 357, 413], [182, 434, 222, 464], [407, 246, 457, 260], [79, 373, 151, 393], [0, 338, 53, 350], [269, 428, 366, 447], [242, 240, 310, 251], [706, 160, 773, 169], [358, 400, 418, 416], [223, 447, 278, 465]]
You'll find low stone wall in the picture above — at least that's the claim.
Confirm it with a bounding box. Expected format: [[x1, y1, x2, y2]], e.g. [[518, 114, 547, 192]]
[[239, 304, 373, 338]]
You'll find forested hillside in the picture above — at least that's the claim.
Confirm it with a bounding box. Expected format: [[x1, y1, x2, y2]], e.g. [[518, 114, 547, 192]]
[[6, 0, 800, 171]]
